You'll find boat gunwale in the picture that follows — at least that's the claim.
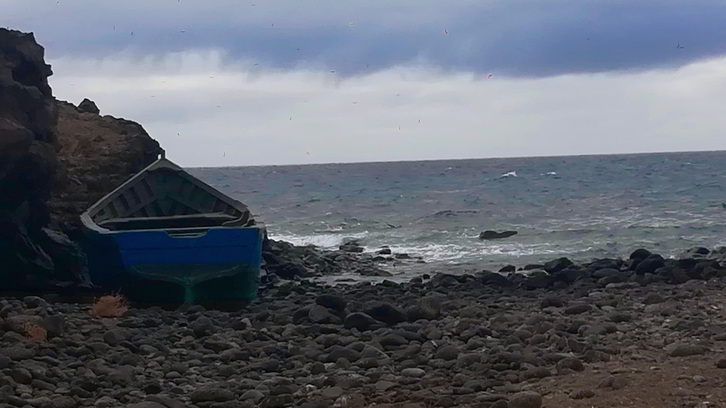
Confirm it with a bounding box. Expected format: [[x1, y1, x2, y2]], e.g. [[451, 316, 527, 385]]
[[81, 157, 256, 234]]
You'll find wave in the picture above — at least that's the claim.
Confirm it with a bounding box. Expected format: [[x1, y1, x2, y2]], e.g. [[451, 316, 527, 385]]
[[271, 232, 369, 248]]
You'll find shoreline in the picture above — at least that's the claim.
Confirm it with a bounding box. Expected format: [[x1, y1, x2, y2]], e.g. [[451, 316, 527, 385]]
[[2, 246, 726, 407]]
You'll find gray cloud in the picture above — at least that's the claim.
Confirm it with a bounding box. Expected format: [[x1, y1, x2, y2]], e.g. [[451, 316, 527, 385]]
[[47, 51, 726, 166], [4, 0, 726, 77]]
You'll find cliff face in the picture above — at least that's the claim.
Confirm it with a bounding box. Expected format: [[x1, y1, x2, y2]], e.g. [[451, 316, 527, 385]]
[[50, 100, 163, 231], [0, 28, 70, 288], [0, 28, 165, 290]]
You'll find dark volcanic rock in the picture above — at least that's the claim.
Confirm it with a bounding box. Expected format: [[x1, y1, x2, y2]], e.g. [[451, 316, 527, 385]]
[[479, 230, 518, 240], [635, 254, 665, 275], [364, 302, 407, 325], [630, 248, 652, 260], [481, 271, 513, 287], [316, 294, 347, 311], [0, 28, 92, 290], [344, 312, 378, 331], [544, 257, 574, 273]]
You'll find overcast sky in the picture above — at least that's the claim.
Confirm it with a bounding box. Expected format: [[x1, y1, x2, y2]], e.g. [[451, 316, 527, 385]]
[[4, 0, 726, 166]]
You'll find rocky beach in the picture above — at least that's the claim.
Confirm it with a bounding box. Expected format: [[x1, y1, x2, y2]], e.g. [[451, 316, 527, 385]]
[[4, 27, 726, 408], [4, 246, 726, 408]]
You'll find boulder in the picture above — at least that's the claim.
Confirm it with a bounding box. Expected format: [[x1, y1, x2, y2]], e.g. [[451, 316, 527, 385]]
[[544, 257, 574, 273], [479, 230, 518, 240]]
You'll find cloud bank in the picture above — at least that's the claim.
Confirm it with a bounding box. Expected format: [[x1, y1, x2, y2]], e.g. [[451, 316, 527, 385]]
[[48, 50, 726, 166]]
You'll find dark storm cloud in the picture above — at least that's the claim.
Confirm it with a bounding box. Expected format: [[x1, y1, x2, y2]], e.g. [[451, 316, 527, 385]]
[[4, 0, 726, 77]]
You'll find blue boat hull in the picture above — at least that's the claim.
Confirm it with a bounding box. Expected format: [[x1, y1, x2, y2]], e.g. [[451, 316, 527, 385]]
[[83, 227, 264, 304]]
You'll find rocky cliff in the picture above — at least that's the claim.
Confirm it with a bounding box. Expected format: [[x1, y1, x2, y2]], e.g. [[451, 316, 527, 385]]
[[0, 28, 82, 289], [0, 28, 163, 291], [50, 99, 163, 232]]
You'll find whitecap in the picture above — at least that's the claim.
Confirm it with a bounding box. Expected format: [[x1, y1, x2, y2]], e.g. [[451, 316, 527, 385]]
[[496, 171, 518, 179]]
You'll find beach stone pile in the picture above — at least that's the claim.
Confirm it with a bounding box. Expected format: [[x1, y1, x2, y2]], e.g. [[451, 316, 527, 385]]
[[3, 247, 726, 407]]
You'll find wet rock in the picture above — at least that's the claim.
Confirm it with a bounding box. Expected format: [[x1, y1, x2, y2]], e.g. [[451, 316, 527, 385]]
[[544, 257, 574, 273], [635, 255, 665, 275], [479, 230, 518, 240], [481, 272, 513, 287], [630, 248, 652, 260]]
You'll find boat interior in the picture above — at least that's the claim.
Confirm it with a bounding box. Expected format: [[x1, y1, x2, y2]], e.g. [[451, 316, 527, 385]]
[[87, 162, 255, 232]]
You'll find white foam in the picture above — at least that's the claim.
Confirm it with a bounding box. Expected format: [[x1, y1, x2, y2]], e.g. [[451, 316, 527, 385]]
[[497, 171, 518, 179], [271, 232, 368, 248]]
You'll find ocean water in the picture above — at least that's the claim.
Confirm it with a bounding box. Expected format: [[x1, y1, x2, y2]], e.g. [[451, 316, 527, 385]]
[[189, 151, 726, 274]]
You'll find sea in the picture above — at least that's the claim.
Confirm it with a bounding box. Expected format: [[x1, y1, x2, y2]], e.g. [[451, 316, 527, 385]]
[[189, 151, 726, 277]]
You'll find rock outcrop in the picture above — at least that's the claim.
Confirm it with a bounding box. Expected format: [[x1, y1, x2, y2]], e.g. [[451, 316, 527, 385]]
[[50, 99, 163, 232], [0, 29, 89, 289]]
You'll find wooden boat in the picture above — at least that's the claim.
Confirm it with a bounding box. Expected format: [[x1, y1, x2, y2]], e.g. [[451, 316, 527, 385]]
[[81, 156, 264, 305]]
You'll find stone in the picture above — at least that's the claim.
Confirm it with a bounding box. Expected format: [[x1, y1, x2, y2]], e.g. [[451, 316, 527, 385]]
[[435, 345, 460, 361], [315, 294, 347, 311], [125, 403, 166, 408], [190, 388, 235, 403], [406, 296, 441, 321], [479, 230, 518, 240], [241, 390, 265, 403], [103, 328, 131, 346], [401, 368, 426, 378], [630, 248, 652, 260], [344, 312, 378, 331], [635, 255, 665, 275], [364, 302, 407, 325], [544, 257, 574, 273], [324, 346, 361, 363], [508, 391, 542, 408], [668, 344, 708, 357], [565, 303, 591, 315], [321, 386, 344, 399], [556, 357, 585, 372], [309, 305, 340, 324], [716, 359, 726, 369], [191, 316, 215, 337], [481, 272, 513, 287]]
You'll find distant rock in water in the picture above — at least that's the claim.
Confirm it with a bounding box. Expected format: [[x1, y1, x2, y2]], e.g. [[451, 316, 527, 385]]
[[479, 230, 518, 240]]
